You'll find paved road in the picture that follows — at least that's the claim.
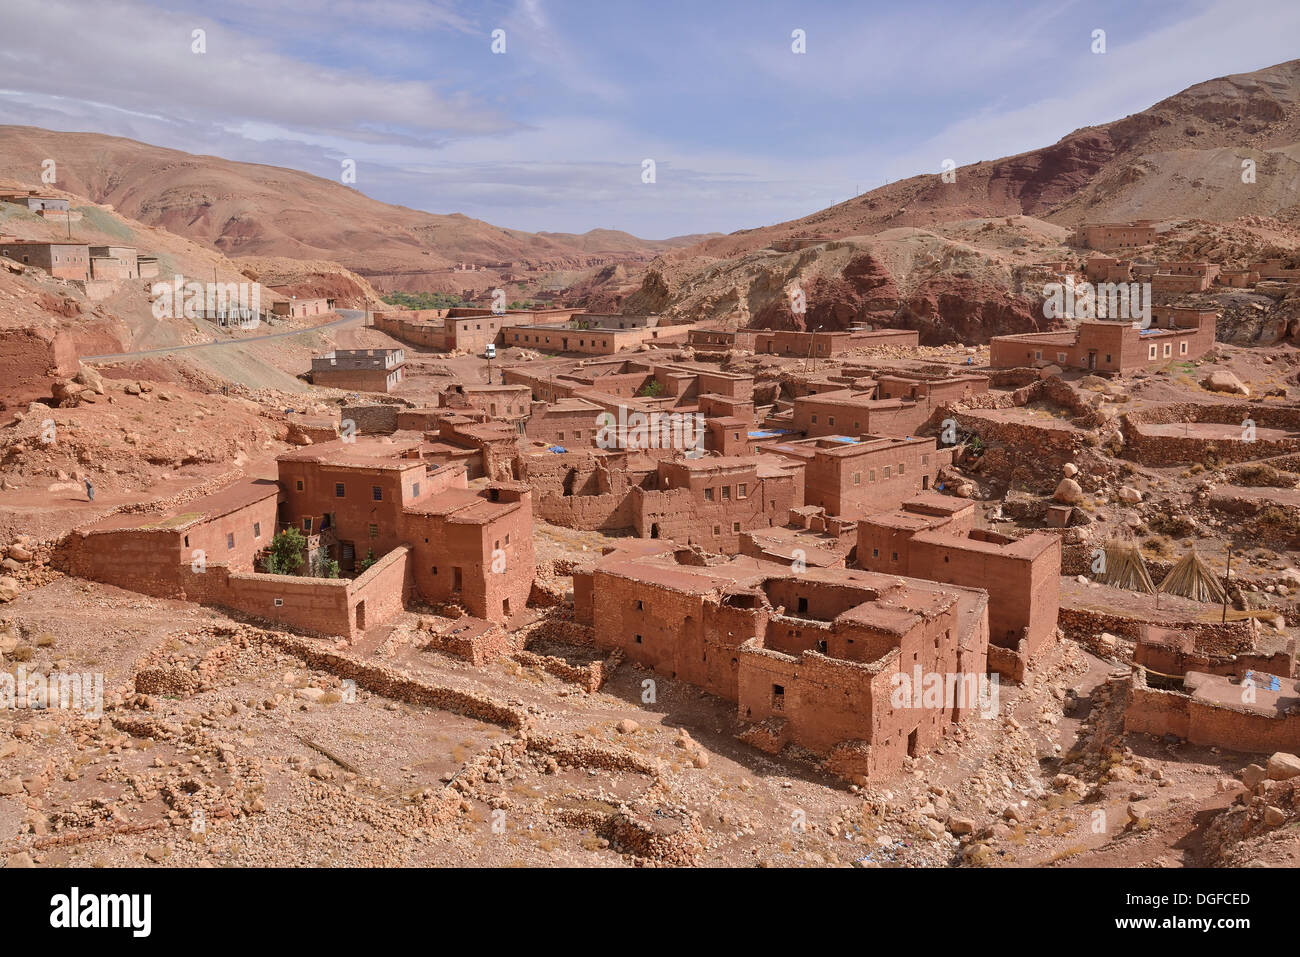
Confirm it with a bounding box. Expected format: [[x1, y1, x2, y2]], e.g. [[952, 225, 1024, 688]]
[[81, 309, 368, 362]]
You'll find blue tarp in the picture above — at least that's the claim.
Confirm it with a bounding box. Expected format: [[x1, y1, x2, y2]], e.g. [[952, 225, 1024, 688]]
[[548, 446, 567, 454]]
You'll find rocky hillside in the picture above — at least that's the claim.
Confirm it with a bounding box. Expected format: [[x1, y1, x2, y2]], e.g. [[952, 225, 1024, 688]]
[[610, 59, 1300, 341]]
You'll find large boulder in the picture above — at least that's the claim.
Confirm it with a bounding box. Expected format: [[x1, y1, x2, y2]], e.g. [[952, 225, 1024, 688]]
[[1266, 752, 1300, 781], [1200, 371, 1249, 396], [1053, 478, 1085, 504]]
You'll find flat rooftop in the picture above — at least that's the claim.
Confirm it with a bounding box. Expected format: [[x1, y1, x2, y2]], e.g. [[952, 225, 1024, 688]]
[[277, 434, 425, 469], [82, 478, 280, 534]]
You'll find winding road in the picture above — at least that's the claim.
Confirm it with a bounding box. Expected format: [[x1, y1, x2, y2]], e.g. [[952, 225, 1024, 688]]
[[81, 309, 368, 362]]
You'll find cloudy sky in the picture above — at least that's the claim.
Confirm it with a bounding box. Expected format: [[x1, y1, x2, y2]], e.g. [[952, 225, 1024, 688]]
[[1, 0, 1297, 238]]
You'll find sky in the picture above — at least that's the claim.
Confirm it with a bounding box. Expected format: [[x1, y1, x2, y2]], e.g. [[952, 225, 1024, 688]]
[[0, 0, 1297, 238]]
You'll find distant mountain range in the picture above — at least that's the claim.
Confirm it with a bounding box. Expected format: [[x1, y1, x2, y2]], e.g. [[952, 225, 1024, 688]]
[[0, 125, 717, 293]]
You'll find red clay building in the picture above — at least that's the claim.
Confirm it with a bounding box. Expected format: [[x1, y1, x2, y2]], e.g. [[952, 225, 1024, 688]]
[[855, 495, 1061, 679], [573, 547, 991, 779], [311, 349, 406, 392], [0, 240, 90, 280], [767, 435, 947, 519], [989, 310, 1217, 373]]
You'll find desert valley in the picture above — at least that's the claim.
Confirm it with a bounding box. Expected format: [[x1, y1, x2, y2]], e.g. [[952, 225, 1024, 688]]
[[0, 16, 1298, 910]]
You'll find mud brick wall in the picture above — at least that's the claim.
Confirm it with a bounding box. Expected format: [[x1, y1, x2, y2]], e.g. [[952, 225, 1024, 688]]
[[350, 546, 411, 630], [264, 631, 527, 730], [1124, 672, 1192, 739], [312, 367, 394, 393], [536, 491, 635, 531], [184, 564, 354, 638], [1125, 403, 1300, 431], [341, 403, 401, 435], [426, 624, 512, 666], [1124, 424, 1300, 467], [906, 531, 1060, 658], [55, 528, 187, 598], [1126, 670, 1300, 753], [631, 484, 794, 554], [1057, 607, 1252, 646]]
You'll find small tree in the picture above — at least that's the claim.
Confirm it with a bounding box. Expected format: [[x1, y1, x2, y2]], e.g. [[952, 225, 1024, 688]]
[[263, 527, 306, 575], [358, 548, 377, 573]]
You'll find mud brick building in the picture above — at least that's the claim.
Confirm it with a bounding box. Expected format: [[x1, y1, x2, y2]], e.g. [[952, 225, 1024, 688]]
[[56, 433, 537, 636], [790, 375, 985, 439], [1071, 221, 1158, 251], [372, 307, 577, 352], [1134, 623, 1295, 681], [767, 435, 946, 519], [855, 494, 1061, 679], [0, 191, 70, 212], [311, 348, 406, 392], [989, 310, 1217, 373], [56, 478, 282, 595], [270, 295, 333, 318], [752, 328, 919, 357], [632, 455, 804, 550], [1249, 259, 1300, 282], [0, 240, 90, 280], [573, 547, 990, 780], [88, 245, 140, 280], [1126, 668, 1300, 754], [687, 328, 758, 351], [524, 396, 605, 447], [1083, 256, 1133, 283], [440, 383, 532, 432], [502, 314, 695, 355]]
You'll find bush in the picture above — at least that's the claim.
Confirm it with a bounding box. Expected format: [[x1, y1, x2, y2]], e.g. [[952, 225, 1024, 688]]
[[1235, 464, 1297, 488], [358, 548, 377, 573], [263, 527, 306, 575]]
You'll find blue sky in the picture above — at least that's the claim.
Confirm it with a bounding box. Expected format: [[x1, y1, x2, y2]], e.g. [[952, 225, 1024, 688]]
[[1, 0, 1298, 237]]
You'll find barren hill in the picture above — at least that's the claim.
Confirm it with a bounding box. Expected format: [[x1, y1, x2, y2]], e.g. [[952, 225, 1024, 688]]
[[667, 58, 1300, 264], [0, 126, 715, 293], [610, 58, 1300, 341]]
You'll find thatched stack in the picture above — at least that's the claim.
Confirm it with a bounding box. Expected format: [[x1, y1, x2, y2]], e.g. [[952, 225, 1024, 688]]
[[1158, 549, 1226, 603], [1101, 541, 1156, 594]]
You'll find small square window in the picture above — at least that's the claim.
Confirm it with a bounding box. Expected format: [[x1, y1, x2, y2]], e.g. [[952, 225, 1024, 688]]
[[705, 488, 714, 501], [372, 486, 383, 501], [411, 483, 420, 497], [253, 522, 261, 538], [369, 524, 378, 538], [335, 483, 346, 498], [274, 598, 284, 607], [296, 480, 304, 491], [732, 522, 741, 532], [226, 533, 235, 550]]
